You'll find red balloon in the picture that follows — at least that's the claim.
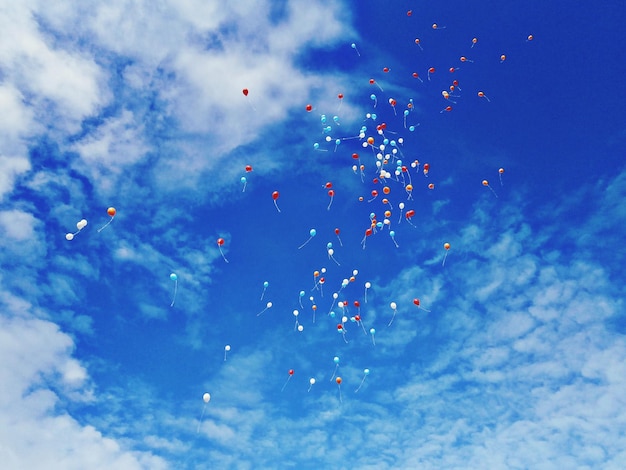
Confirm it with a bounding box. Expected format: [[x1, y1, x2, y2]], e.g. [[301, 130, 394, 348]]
[[245, 165, 253, 172], [272, 191, 280, 200], [242, 88, 249, 96], [306, 104, 312, 112], [365, 228, 373, 237], [334, 228, 340, 235], [405, 209, 416, 219], [325, 182, 333, 188], [288, 369, 294, 375], [352, 153, 359, 160], [413, 298, 420, 306], [354, 301, 360, 307], [337, 324, 343, 330], [337, 93, 344, 99], [217, 238, 225, 246], [328, 189, 335, 197], [355, 315, 361, 321]]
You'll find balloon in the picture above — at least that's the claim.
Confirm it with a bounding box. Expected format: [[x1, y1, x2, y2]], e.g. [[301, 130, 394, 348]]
[[242, 88, 249, 96], [216, 238, 229, 263], [224, 344, 231, 361], [428, 67, 435, 80], [471, 37, 478, 48], [330, 356, 340, 381], [245, 165, 253, 172], [500, 54, 506, 62], [65, 233, 74, 241], [460, 56, 473, 63], [281, 369, 294, 392], [414, 38, 423, 51], [498, 167, 505, 186], [389, 230, 399, 248], [336, 376, 343, 402], [336, 377, 342, 384], [169, 273, 178, 307], [308, 377, 316, 392], [77, 219, 87, 230], [306, 104, 312, 112], [442, 243, 451, 266], [355, 368, 370, 392], [271, 191, 281, 212], [107, 207, 116, 216], [257, 301, 273, 316], [482, 179, 498, 198], [477, 91, 491, 102], [527, 34, 534, 41], [351, 42, 360, 56], [203, 392, 211, 403], [413, 298, 431, 312], [298, 228, 317, 249], [260, 281, 269, 300]]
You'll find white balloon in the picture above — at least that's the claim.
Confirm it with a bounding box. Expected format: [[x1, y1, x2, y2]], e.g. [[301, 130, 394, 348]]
[[202, 393, 211, 403], [65, 233, 74, 241], [328, 249, 334, 256], [224, 345, 231, 351], [293, 309, 299, 317], [297, 325, 304, 332], [365, 282, 371, 289], [352, 269, 359, 276], [309, 378, 316, 385], [266, 302, 272, 308], [390, 302, 397, 309]]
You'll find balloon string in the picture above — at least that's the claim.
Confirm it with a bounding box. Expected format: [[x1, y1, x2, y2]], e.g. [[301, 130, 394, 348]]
[[170, 280, 178, 307], [97, 217, 114, 233]]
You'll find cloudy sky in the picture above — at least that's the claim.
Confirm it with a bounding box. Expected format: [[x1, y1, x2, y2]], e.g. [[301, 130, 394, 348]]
[[1, 1, 625, 469]]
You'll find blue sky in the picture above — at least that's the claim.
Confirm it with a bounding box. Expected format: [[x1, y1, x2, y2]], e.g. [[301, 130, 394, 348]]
[[1, 1, 626, 469]]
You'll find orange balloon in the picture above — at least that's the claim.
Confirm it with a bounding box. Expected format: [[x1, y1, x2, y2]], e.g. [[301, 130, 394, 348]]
[[383, 186, 390, 194], [336, 377, 342, 384], [444, 242, 450, 250], [406, 184, 413, 191], [107, 207, 116, 217], [428, 183, 435, 190], [482, 180, 489, 186], [499, 168, 505, 174], [500, 54, 506, 62]]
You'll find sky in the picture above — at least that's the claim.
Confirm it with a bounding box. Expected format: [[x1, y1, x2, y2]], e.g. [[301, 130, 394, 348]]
[[1, 1, 626, 469]]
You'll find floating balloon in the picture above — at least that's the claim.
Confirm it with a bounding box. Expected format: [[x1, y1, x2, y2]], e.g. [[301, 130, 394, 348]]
[[298, 228, 317, 249], [224, 344, 231, 361], [169, 273, 178, 307], [242, 88, 249, 96], [351, 42, 360, 56], [498, 167, 505, 186], [281, 369, 294, 392], [413, 298, 431, 312], [216, 237, 229, 263], [477, 91, 491, 102], [482, 179, 498, 198], [471, 37, 478, 48], [260, 281, 269, 300], [197, 392, 212, 433], [271, 191, 281, 212], [428, 67, 435, 80], [355, 368, 370, 393], [97, 207, 116, 232], [414, 38, 423, 51], [388, 301, 398, 327], [257, 301, 273, 316], [527, 34, 534, 41], [389, 230, 399, 248], [369, 78, 384, 92], [336, 376, 343, 403], [370, 327, 376, 345], [500, 54, 507, 63], [240, 176, 247, 192], [364, 281, 371, 303], [308, 377, 316, 392]]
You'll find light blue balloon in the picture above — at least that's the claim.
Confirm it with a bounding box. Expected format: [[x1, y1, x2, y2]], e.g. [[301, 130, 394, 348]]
[[351, 43, 357, 49], [170, 273, 177, 281], [370, 328, 376, 335], [309, 229, 317, 237], [330, 311, 336, 318], [404, 110, 409, 116], [321, 114, 327, 123], [364, 368, 370, 375], [397, 159, 402, 165], [263, 281, 269, 288], [335, 139, 341, 146], [313, 142, 320, 149], [324, 126, 332, 133], [240, 176, 247, 183], [383, 138, 389, 145], [333, 115, 339, 123], [390, 230, 396, 237], [327, 242, 333, 249], [300, 290, 305, 297], [369, 212, 376, 220], [370, 94, 376, 101], [333, 356, 340, 364], [376, 222, 383, 229], [371, 113, 377, 120], [409, 125, 416, 132]]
